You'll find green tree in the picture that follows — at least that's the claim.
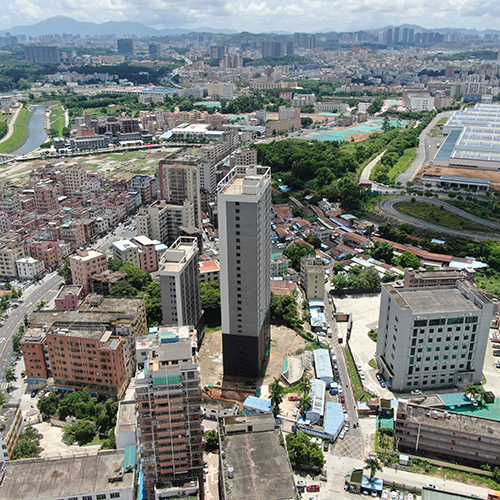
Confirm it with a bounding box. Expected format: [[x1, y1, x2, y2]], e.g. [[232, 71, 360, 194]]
[[5, 367, 16, 390], [364, 457, 383, 480], [360, 267, 381, 290], [332, 272, 349, 290], [382, 115, 391, 132], [57, 258, 73, 284], [269, 378, 284, 418], [398, 251, 421, 269], [108, 258, 125, 271], [63, 420, 96, 445], [204, 430, 219, 453], [286, 432, 325, 468], [11, 327, 24, 355], [37, 392, 59, 418], [109, 280, 138, 297], [200, 281, 221, 327], [371, 241, 395, 264], [12, 439, 39, 459], [120, 263, 152, 291], [304, 236, 322, 249], [301, 117, 313, 128], [298, 394, 311, 418], [283, 243, 315, 271]]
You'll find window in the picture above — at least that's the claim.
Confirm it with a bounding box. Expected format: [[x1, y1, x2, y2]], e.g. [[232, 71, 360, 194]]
[[97, 495, 107, 500], [110, 494, 120, 499], [448, 317, 464, 325], [414, 319, 427, 327], [83, 497, 93, 500]]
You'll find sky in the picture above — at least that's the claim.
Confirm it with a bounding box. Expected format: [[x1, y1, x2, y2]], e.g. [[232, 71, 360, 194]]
[[1, 0, 500, 33]]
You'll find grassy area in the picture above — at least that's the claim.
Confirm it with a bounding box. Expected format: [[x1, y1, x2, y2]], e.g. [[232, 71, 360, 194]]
[[396, 201, 494, 233], [345, 345, 365, 400], [388, 147, 417, 181], [82, 435, 105, 447], [0, 107, 32, 154], [206, 326, 221, 333], [51, 115, 65, 136], [411, 460, 499, 489], [369, 358, 378, 370], [368, 328, 378, 342], [49, 104, 64, 123]]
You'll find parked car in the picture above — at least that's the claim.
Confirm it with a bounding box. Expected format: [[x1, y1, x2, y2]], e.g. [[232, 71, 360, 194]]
[[376, 373, 382, 381], [382, 490, 390, 500], [323, 440, 329, 451], [357, 363, 362, 371], [379, 380, 386, 388], [342, 404, 347, 413], [399, 492, 405, 500], [407, 494, 414, 500], [307, 485, 320, 492], [359, 371, 365, 380], [296, 480, 307, 488], [288, 395, 299, 401], [391, 491, 398, 500], [411, 390, 422, 396], [340, 395, 345, 403], [494, 350, 500, 357], [339, 430, 346, 439], [425, 484, 438, 490]]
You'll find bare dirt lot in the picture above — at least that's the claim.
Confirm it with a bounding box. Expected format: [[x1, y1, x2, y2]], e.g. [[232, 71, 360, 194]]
[[199, 325, 310, 399]]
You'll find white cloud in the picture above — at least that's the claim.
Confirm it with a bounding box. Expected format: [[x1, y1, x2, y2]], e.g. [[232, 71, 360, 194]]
[[1, 0, 500, 32]]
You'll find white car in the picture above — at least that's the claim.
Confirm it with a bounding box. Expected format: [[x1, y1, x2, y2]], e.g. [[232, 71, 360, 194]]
[[339, 430, 345, 439], [411, 390, 423, 396], [344, 413, 349, 421], [359, 371, 365, 380], [391, 492, 398, 500], [357, 363, 362, 371], [382, 491, 390, 500], [292, 408, 298, 417]]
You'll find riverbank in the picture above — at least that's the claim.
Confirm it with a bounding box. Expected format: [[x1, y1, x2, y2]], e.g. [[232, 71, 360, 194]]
[[0, 106, 32, 154]]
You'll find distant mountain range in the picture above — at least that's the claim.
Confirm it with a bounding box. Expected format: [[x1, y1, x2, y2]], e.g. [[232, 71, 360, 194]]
[[2, 16, 500, 38], [1, 16, 238, 37]]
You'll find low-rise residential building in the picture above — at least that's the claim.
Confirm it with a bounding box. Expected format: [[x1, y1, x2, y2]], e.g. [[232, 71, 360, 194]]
[[90, 269, 127, 296], [70, 249, 108, 295], [300, 255, 325, 300], [199, 260, 220, 283], [404, 268, 476, 288], [395, 401, 500, 467], [24, 295, 147, 385], [16, 256, 44, 280], [218, 414, 298, 500], [0, 449, 136, 500], [54, 285, 84, 310], [0, 404, 23, 461]]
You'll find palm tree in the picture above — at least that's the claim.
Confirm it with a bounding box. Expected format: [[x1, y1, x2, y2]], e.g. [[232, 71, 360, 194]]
[[269, 378, 284, 418], [364, 457, 383, 480], [298, 394, 311, 419], [299, 375, 311, 397], [464, 382, 483, 404]]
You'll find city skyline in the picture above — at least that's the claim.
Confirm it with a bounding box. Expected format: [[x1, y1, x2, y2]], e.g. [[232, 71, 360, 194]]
[[3, 3, 500, 35]]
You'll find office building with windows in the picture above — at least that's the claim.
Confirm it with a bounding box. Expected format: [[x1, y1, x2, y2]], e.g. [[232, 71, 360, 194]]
[[376, 281, 494, 391], [218, 166, 271, 378]]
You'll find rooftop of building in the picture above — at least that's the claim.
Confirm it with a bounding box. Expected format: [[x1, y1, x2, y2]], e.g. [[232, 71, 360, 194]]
[[397, 401, 500, 436], [220, 416, 296, 500], [405, 268, 474, 280], [199, 260, 220, 273], [28, 295, 144, 328], [159, 237, 198, 272], [112, 239, 138, 252], [91, 269, 127, 283], [116, 400, 136, 435], [55, 284, 83, 298], [384, 282, 482, 314], [217, 165, 271, 196], [0, 404, 19, 440], [0, 450, 134, 500], [314, 349, 334, 380], [48, 325, 119, 347], [71, 249, 105, 261], [132, 234, 156, 246]]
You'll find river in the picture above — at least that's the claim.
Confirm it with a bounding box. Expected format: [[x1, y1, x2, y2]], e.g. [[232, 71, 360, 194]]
[[12, 105, 47, 155]]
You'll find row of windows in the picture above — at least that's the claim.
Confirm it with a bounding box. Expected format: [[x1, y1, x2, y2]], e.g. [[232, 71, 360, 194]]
[[414, 316, 478, 327]]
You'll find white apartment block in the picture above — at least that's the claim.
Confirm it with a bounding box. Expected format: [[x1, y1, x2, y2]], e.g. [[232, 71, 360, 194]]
[[0, 211, 9, 234], [376, 281, 494, 391], [159, 237, 203, 333], [16, 257, 45, 280]]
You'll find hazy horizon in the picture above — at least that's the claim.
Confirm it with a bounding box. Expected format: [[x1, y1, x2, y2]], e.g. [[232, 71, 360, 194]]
[[1, 0, 500, 35]]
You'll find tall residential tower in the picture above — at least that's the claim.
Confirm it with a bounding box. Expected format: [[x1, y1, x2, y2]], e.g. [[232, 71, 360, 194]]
[[218, 166, 271, 378]]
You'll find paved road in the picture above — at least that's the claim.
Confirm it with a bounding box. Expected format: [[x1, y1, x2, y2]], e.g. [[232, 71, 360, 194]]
[[0, 273, 63, 383], [379, 196, 500, 240], [323, 287, 365, 460], [397, 111, 453, 185]]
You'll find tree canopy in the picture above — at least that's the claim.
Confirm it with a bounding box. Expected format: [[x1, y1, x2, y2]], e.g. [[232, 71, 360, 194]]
[[283, 243, 315, 271], [286, 431, 325, 469]]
